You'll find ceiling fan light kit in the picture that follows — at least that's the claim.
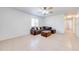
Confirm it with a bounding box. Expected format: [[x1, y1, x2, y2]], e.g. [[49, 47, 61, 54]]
[[39, 7, 53, 15]]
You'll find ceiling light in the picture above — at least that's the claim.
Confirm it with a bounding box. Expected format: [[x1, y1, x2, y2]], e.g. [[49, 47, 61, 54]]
[[75, 15, 79, 17], [67, 14, 79, 18], [67, 15, 72, 18]]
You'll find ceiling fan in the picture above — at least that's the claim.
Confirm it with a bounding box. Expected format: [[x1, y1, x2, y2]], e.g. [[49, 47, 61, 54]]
[[38, 7, 53, 16]]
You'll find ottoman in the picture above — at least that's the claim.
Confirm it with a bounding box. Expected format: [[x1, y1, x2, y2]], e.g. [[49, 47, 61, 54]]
[[41, 30, 52, 37]]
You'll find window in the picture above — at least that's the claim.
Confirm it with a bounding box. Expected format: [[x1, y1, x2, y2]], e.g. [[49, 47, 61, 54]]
[[31, 18, 39, 27]]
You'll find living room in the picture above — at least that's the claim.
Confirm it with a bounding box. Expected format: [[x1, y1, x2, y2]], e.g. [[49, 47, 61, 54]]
[[0, 7, 79, 51], [1, 0, 79, 58]]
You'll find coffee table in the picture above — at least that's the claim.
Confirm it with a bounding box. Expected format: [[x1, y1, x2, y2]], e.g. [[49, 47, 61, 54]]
[[41, 30, 52, 37]]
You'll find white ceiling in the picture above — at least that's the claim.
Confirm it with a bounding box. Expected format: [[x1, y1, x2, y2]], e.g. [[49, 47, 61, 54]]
[[13, 7, 79, 17]]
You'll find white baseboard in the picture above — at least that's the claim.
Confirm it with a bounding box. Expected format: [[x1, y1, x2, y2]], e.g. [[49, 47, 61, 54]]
[[0, 34, 29, 41]]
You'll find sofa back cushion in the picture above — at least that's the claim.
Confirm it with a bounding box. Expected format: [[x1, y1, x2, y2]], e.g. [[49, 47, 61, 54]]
[[42, 26, 52, 30]]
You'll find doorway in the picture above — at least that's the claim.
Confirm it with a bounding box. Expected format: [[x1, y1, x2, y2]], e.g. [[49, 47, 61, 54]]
[[64, 12, 76, 35]]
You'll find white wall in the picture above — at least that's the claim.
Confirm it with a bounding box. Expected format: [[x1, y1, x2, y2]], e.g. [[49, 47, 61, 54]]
[[76, 13, 79, 38], [39, 17, 45, 26], [44, 15, 64, 33], [0, 8, 43, 41]]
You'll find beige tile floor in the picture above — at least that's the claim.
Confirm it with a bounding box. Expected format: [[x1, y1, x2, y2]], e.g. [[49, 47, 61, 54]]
[[0, 33, 79, 51]]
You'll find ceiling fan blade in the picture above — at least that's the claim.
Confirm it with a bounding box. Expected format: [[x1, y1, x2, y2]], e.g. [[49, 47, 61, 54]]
[[49, 11, 53, 13]]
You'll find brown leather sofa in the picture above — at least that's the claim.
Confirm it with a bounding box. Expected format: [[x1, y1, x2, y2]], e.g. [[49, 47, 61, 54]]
[[30, 27, 41, 35], [41, 26, 56, 34], [30, 26, 56, 35]]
